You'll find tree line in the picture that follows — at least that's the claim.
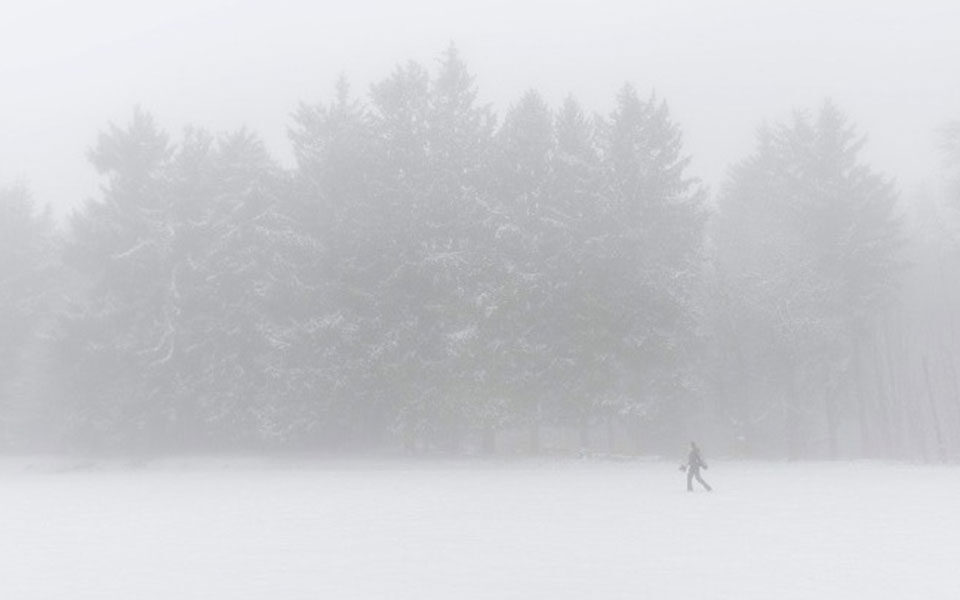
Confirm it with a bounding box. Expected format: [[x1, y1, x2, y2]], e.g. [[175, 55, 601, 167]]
[[2, 46, 958, 458]]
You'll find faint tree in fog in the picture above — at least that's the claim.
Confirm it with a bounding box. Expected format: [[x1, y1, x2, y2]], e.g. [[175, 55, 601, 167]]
[[289, 77, 387, 448], [165, 129, 316, 446], [58, 108, 174, 448], [45, 48, 716, 455], [941, 120, 960, 211], [408, 45, 496, 451], [714, 101, 902, 458], [59, 110, 313, 450], [289, 54, 707, 454], [882, 119, 960, 461], [0, 185, 57, 447], [486, 89, 557, 451], [594, 85, 706, 451], [548, 96, 606, 448], [292, 47, 497, 451]]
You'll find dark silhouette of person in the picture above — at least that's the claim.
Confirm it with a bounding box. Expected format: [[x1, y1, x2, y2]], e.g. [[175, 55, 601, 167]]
[[686, 442, 712, 492]]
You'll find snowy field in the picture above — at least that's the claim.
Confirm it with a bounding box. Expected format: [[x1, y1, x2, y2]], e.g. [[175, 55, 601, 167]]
[[1, 457, 958, 599]]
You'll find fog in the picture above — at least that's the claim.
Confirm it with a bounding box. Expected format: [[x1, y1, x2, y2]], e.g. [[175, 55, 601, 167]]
[[4, 3, 960, 597], [0, 1, 960, 462], [2, 0, 960, 460], [3, 0, 958, 219]]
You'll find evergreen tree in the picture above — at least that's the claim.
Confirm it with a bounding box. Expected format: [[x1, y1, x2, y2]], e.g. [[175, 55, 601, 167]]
[[486, 90, 557, 450], [941, 120, 960, 211], [58, 108, 176, 449], [166, 129, 316, 446], [0, 185, 57, 447], [549, 96, 607, 445], [595, 85, 706, 449], [60, 111, 313, 450], [404, 47, 495, 451], [714, 101, 903, 457], [289, 78, 387, 448]]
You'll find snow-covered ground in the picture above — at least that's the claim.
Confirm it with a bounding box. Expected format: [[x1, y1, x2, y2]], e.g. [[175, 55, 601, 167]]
[[1, 457, 957, 599]]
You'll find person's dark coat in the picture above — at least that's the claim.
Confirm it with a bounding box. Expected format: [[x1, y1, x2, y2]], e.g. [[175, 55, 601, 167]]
[[688, 446, 706, 471], [686, 443, 712, 491]]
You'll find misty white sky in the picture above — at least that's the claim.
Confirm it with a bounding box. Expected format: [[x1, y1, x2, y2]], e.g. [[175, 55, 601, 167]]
[[1, 0, 958, 218]]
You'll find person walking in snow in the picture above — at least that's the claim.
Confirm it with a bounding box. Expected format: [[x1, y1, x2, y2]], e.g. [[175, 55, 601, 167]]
[[685, 442, 712, 492]]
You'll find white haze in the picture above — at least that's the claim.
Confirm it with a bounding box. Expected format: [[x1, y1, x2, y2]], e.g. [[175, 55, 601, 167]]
[[1, 0, 958, 218]]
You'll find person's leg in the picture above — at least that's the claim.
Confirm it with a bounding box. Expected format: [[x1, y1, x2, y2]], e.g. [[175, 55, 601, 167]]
[[686, 467, 695, 491], [695, 471, 712, 491]]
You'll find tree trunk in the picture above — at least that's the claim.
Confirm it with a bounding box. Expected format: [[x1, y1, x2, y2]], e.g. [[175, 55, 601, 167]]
[[633, 420, 643, 456], [606, 416, 616, 453], [578, 413, 590, 451], [823, 389, 839, 459], [871, 339, 893, 458], [921, 355, 946, 462], [481, 427, 496, 455], [882, 321, 911, 458], [939, 338, 960, 453], [852, 334, 872, 457], [785, 365, 802, 460]]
